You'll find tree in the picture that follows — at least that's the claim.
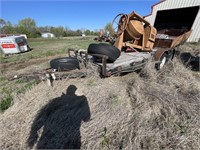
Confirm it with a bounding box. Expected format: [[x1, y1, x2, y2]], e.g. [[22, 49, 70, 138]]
[[29, 28, 41, 38], [85, 29, 91, 36], [16, 26, 30, 35], [0, 19, 6, 27], [104, 22, 114, 36], [17, 18, 41, 38], [2, 25, 16, 34], [6, 21, 12, 26], [18, 18, 36, 30], [0, 18, 6, 33], [0, 19, 15, 34], [57, 26, 65, 37], [81, 28, 86, 34], [76, 29, 82, 36], [38, 26, 51, 33], [49, 26, 65, 37]]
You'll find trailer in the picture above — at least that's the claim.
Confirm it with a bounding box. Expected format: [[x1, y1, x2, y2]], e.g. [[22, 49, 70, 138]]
[[0, 36, 30, 55], [49, 11, 192, 77], [86, 12, 192, 77]]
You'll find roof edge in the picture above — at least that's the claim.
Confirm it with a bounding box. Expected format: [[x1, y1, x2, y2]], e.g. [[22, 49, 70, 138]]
[[144, 0, 166, 18]]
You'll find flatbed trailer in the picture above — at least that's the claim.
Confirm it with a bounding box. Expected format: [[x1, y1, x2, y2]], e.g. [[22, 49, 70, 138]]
[[49, 11, 192, 78], [88, 29, 192, 77]]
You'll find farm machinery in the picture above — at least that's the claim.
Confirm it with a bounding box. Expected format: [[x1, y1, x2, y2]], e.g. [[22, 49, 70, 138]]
[[50, 11, 192, 77], [93, 29, 113, 42]]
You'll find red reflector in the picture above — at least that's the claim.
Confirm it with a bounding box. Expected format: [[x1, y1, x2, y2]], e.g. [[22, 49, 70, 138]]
[[1, 44, 16, 48], [18, 42, 25, 46]]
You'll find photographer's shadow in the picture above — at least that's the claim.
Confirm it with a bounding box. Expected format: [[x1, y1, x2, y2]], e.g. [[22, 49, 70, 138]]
[[27, 85, 91, 149]]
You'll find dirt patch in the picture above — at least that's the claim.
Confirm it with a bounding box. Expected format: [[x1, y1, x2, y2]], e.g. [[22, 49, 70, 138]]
[[1, 59, 47, 72], [0, 54, 68, 76]]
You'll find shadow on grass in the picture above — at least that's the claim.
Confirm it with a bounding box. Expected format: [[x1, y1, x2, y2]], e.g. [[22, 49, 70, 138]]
[[180, 52, 199, 71], [27, 85, 91, 149]]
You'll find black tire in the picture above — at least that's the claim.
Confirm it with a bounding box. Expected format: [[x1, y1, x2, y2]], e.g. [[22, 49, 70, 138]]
[[167, 50, 175, 61], [189, 56, 200, 71], [180, 52, 192, 64], [155, 53, 167, 70], [88, 43, 120, 63], [180, 53, 200, 71], [50, 57, 79, 71]]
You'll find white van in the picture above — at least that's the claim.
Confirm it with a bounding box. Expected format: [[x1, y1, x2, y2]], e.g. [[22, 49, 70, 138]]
[[0, 36, 30, 54]]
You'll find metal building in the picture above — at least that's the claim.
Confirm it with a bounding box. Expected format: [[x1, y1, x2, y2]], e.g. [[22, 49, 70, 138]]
[[145, 0, 200, 42], [41, 33, 55, 38]]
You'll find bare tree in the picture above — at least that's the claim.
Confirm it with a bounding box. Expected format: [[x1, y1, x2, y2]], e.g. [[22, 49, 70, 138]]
[[104, 22, 114, 36], [0, 18, 6, 33], [18, 18, 36, 30]]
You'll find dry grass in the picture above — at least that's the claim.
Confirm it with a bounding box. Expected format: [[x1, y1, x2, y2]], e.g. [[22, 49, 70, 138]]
[[123, 59, 200, 149], [177, 42, 200, 56], [0, 49, 200, 149]]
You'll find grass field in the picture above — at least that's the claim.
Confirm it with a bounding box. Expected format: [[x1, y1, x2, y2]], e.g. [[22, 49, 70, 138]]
[[0, 36, 95, 64], [0, 36, 97, 111]]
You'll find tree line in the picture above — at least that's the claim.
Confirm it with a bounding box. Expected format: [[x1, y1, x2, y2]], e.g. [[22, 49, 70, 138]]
[[0, 18, 99, 38]]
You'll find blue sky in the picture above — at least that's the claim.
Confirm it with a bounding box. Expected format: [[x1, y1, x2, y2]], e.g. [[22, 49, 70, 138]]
[[0, 0, 159, 30]]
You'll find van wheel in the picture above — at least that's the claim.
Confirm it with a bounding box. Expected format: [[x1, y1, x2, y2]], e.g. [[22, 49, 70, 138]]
[[50, 57, 79, 71], [155, 53, 167, 70], [88, 43, 120, 63]]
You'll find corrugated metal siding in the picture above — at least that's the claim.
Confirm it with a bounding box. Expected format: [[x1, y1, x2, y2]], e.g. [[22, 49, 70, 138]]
[[145, 0, 200, 42], [189, 9, 200, 42]]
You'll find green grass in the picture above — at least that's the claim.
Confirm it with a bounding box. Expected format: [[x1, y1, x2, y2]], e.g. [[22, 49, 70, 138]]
[[0, 78, 39, 112], [0, 76, 10, 88], [0, 37, 98, 111], [0, 88, 13, 112], [0, 94, 13, 112], [0, 76, 6, 82], [16, 80, 39, 94], [15, 78, 28, 84], [0, 37, 97, 63]]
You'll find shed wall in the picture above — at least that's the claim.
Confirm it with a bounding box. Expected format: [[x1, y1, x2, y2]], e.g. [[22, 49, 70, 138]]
[[145, 0, 200, 42]]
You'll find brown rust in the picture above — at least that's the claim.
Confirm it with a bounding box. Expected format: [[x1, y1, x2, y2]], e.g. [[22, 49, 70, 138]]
[[170, 30, 192, 48], [154, 49, 169, 61], [113, 11, 157, 51]]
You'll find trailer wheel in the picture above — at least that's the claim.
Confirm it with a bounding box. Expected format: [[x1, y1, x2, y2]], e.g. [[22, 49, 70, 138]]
[[167, 50, 175, 61], [88, 43, 120, 63], [50, 57, 80, 71], [155, 53, 167, 70]]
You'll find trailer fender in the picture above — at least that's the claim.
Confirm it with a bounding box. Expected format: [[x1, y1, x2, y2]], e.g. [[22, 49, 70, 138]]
[[154, 49, 175, 62]]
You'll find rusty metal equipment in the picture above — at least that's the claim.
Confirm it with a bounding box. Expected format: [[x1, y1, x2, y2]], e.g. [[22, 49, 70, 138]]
[[86, 11, 192, 76], [113, 12, 157, 51], [94, 29, 113, 43]]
